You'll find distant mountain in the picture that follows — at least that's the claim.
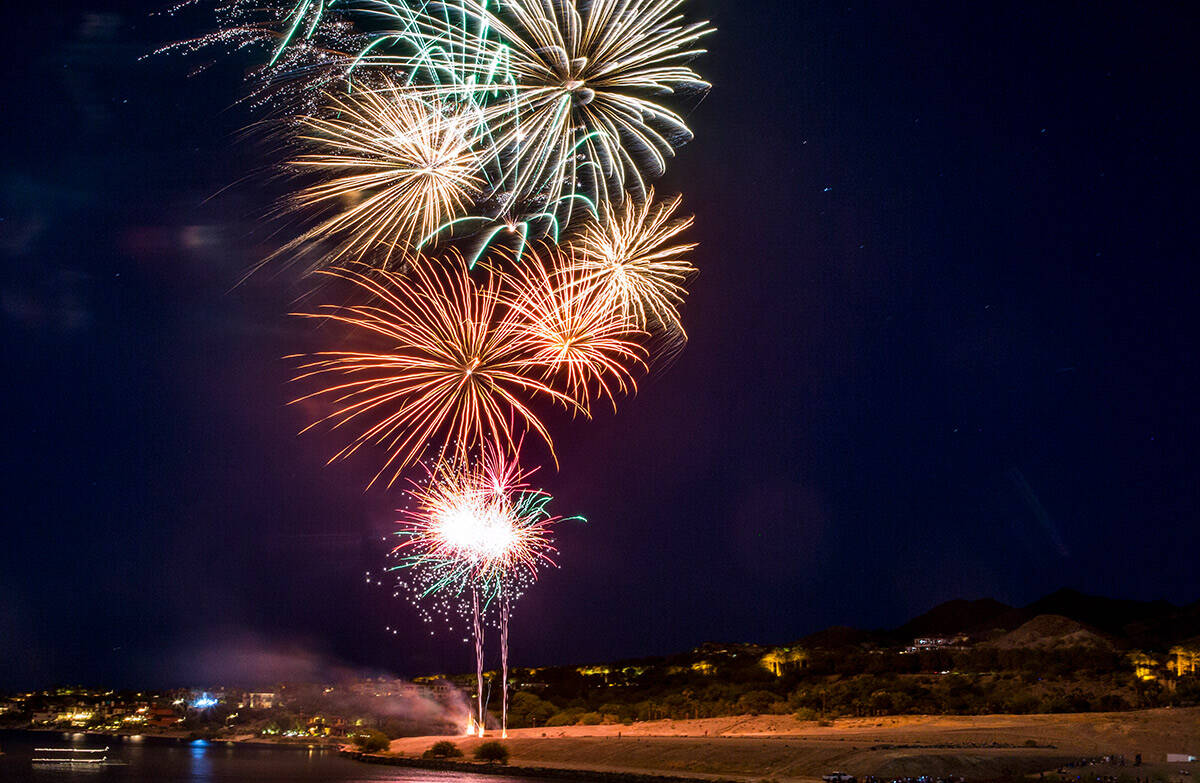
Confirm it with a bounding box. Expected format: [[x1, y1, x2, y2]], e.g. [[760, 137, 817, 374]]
[[797, 625, 874, 649], [892, 598, 1016, 639]]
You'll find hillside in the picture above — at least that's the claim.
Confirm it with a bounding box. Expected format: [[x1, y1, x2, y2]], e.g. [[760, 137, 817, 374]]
[[984, 614, 1113, 650]]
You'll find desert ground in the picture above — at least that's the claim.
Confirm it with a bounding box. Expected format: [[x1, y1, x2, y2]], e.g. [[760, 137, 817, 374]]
[[387, 709, 1200, 782]]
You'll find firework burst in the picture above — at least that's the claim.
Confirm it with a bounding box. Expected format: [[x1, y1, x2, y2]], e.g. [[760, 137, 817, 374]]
[[498, 245, 647, 408], [571, 188, 697, 337], [361, 0, 713, 209], [393, 447, 561, 598], [278, 83, 485, 269], [289, 258, 581, 487]]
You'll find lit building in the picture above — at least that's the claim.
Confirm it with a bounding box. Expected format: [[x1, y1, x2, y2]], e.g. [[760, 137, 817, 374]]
[[903, 635, 969, 654], [240, 692, 277, 709]]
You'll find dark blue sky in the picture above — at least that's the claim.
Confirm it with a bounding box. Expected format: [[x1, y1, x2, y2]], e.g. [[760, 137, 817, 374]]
[[2, 1, 1198, 688]]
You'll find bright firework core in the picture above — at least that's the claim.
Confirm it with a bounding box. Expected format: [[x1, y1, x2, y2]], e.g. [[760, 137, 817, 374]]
[[434, 494, 516, 564]]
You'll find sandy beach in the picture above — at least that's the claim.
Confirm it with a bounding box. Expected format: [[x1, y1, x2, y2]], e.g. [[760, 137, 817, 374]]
[[385, 709, 1200, 782]]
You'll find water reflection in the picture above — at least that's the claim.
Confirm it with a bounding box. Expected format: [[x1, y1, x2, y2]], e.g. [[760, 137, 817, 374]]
[[189, 739, 213, 780]]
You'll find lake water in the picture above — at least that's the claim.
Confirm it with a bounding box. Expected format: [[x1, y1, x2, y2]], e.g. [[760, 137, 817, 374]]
[[0, 731, 549, 782]]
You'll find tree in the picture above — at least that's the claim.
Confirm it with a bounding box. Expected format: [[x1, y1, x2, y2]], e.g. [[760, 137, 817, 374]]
[[353, 729, 390, 753], [869, 690, 893, 715], [508, 692, 557, 728], [475, 741, 510, 764], [598, 702, 629, 722]]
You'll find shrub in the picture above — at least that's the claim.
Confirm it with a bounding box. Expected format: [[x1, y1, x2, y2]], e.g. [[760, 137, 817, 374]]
[[427, 740, 464, 758], [353, 729, 390, 753], [577, 711, 603, 725], [475, 741, 510, 764]]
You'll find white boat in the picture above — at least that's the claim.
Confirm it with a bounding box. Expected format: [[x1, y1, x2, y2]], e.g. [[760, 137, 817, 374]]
[[32, 746, 110, 764]]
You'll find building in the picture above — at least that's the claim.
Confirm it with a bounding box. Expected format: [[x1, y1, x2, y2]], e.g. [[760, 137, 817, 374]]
[[240, 692, 277, 709], [903, 635, 970, 654]]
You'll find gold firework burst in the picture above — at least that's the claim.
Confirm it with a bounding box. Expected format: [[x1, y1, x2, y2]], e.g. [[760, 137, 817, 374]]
[[282, 81, 483, 269], [571, 189, 697, 336]]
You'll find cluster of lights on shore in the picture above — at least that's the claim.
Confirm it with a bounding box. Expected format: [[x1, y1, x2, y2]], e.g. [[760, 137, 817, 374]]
[[166, 0, 711, 738]]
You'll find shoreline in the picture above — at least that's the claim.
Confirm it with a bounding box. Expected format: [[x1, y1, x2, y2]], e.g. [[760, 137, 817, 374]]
[[344, 748, 745, 782]]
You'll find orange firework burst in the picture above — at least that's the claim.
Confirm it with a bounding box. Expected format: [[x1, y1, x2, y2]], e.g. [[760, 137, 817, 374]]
[[572, 189, 697, 337], [498, 245, 647, 409], [279, 80, 482, 269], [290, 256, 579, 486]]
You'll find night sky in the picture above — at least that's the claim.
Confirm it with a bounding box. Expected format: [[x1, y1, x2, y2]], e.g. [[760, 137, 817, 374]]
[[2, 2, 1198, 689]]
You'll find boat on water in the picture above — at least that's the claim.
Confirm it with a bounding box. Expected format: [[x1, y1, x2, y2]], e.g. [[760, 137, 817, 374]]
[[32, 746, 112, 765]]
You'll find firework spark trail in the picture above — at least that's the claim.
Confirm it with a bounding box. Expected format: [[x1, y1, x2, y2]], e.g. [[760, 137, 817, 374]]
[[289, 258, 585, 486], [499, 590, 510, 736], [264, 0, 337, 65], [472, 586, 485, 731], [359, 0, 713, 212], [419, 191, 597, 269], [153, 0, 366, 115]]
